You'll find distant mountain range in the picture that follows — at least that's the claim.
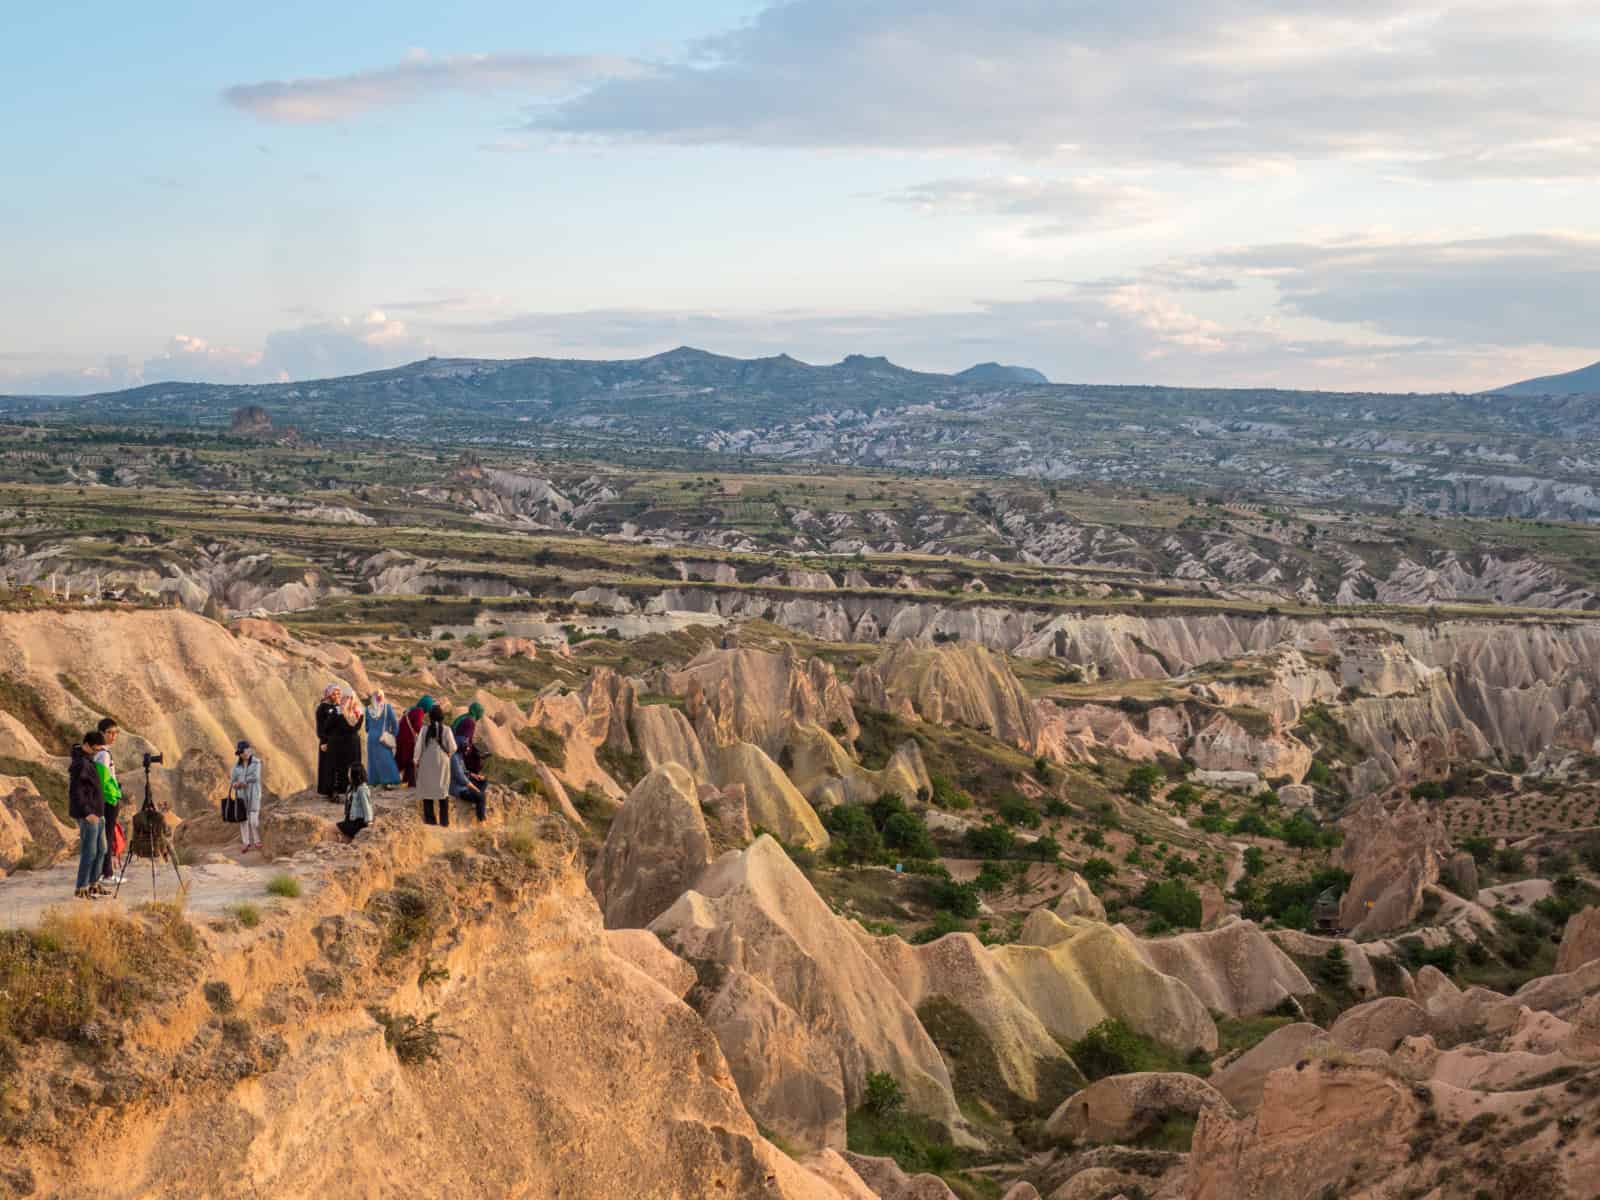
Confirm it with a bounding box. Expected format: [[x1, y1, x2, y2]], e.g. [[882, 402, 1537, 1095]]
[[1494, 360, 1600, 397]]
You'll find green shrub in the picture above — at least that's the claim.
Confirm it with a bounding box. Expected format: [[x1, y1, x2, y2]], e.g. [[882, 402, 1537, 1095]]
[[1166, 782, 1199, 809], [824, 804, 885, 865], [266, 873, 301, 899], [1068, 1019, 1157, 1080], [927, 879, 980, 918], [1124, 764, 1163, 804], [864, 1071, 905, 1116], [997, 792, 1042, 828], [965, 821, 1016, 858], [882, 811, 936, 860], [1135, 879, 1202, 929], [226, 902, 262, 928], [1081, 856, 1115, 885]]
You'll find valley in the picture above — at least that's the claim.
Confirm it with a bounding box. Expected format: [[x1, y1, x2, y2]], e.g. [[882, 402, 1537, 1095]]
[[2, 412, 1600, 1199]]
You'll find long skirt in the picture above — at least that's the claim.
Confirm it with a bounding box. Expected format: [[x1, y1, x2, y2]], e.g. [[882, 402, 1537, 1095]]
[[367, 730, 401, 786]]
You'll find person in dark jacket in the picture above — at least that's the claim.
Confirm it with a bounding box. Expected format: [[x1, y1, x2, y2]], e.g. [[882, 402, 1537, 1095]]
[[69, 730, 109, 899], [315, 684, 341, 798], [448, 747, 488, 823], [329, 687, 365, 797]]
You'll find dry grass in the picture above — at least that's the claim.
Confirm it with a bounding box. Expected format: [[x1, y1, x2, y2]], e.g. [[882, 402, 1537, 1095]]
[[266, 873, 301, 898], [225, 902, 262, 928], [38, 905, 134, 984]]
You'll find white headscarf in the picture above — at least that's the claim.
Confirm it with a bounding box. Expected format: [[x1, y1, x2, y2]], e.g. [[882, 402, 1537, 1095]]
[[367, 690, 389, 720]]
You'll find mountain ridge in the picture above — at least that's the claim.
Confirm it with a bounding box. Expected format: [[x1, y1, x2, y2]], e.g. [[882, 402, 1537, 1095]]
[[1493, 359, 1600, 396]]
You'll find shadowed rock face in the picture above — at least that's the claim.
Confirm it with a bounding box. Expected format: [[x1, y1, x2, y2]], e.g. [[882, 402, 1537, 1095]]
[[1558, 907, 1600, 975], [651, 837, 968, 1137], [1339, 797, 1450, 934], [1125, 920, 1314, 1019], [587, 763, 712, 929], [852, 640, 1041, 754], [1045, 1071, 1233, 1144]]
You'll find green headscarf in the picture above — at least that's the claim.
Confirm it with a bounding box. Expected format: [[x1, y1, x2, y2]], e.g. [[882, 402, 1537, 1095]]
[[453, 701, 484, 733], [417, 695, 436, 713]]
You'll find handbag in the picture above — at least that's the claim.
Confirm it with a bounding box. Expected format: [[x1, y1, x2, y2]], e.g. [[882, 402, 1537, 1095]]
[[221, 792, 248, 823], [379, 731, 397, 751]]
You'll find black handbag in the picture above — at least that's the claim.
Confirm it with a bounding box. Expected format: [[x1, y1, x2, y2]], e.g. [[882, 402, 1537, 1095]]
[[221, 792, 248, 823]]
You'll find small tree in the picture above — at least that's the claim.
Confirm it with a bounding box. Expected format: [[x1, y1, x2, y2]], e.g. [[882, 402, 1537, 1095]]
[[864, 1071, 905, 1115], [1124, 764, 1163, 804]]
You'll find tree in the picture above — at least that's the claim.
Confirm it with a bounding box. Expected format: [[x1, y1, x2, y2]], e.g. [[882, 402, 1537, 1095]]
[[824, 804, 883, 865], [1124, 764, 1163, 803], [863, 1072, 905, 1115], [928, 878, 980, 918], [1136, 879, 1203, 929], [965, 821, 1016, 858], [1081, 856, 1115, 885], [1167, 782, 1199, 810], [1243, 846, 1267, 877], [882, 811, 936, 860]]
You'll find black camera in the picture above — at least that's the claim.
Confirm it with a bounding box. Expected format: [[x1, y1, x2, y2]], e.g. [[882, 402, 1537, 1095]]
[[143, 751, 164, 768]]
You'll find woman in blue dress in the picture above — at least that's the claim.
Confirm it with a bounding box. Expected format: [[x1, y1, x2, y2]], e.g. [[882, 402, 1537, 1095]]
[[364, 690, 402, 787]]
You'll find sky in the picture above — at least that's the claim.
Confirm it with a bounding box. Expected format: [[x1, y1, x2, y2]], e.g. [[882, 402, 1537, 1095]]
[[2, 0, 1596, 395]]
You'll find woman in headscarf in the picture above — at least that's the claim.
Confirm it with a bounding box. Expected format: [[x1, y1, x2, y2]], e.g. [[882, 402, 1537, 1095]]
[[329, 687, 365, 797], [365, 690, 401, 787], [315, 684, 342, 798], [396, 695, 434, 788], [414, 703, 456, 826], [452, 701, 486, 774]]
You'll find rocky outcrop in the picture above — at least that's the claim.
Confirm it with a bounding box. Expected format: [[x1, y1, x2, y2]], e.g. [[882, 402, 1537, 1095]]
[[852, 641, 1042, 754], [1210, 1023, 1330, 1111], [631, 701, 709, 776], [1128, 921, 1314, 1018], [1052, 870, 1107, 922], [1558, 907, 1600, 975], [1045, 1072, 1233, 1144], [651, 837, 967, 1136], [1186, 713, 1312, 783], [999, 912, 1217, 1053], [0, 776, 73, 874], [587, 764, 712, 929], [785, 723, 931, 811], [0, 607, 363, 800], [1329, 997, 1433, 1052], [526, 684, 627, 803], [708, 741, 829, 848], [602, 928, 696, 1000], [1187, 1063, 1427, 1200], [840, 1154, 959, 1200], [1339, 796, 1449, 934], [672, 646, 857, 755], [854, 929, 1078, 1115]]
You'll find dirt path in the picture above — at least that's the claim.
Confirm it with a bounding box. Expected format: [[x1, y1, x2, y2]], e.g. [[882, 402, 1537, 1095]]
[[0, 785, 462, 932]]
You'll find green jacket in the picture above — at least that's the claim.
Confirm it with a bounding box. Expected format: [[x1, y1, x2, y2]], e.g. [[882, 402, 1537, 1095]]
[[93, 750, 123, 809]]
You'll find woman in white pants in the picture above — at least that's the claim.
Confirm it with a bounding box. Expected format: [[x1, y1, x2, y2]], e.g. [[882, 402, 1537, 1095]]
[[231, 740, 263, 852]]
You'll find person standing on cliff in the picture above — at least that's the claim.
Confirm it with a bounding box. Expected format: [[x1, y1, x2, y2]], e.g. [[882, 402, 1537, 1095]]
[[396, 695, 434, 788], [414, 704, 456, 826], [94, 717, 124, 885], [315, 684, 341, 798], [365, 690, 401, 787], [330, 687, 365, 797], [231, 740, 263, 853], [69, 729, 109, 899]]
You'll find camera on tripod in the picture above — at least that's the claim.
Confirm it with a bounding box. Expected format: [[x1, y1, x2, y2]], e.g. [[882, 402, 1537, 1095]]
[[143, 750, 164, 769]]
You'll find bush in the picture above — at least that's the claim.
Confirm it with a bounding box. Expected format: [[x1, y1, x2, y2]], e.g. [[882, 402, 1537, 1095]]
[[928, 773, 973, 810], [863, 1071, 905, 1116], [824, 804, 885, 865], [1460, 836, 1494, 865], [965, 821, 1016, 858], [1410, 780, 1446, 802], [1067, 1019, 1178, 1080], [266, 873, 301, 899], [1043, 797, 1070, 818], [1135, 880, 1202, 929], [1231, 811, 1273, 837], [1318, 945, 1351, 988], [997, 792, 1042, 828], [1029, 834, 1062, 863], [226, 902, 262, 928], [1494, 848, 1526, 876], [1243, 846, 1266, 876], [882, 811, 936, 860], [1081, 856, 1115, 885], [927, 879, 980, 918], [973, 861, 1012, 894]]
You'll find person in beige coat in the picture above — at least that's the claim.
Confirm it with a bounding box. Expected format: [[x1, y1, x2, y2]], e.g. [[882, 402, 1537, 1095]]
[[413, 704, 456, 826]]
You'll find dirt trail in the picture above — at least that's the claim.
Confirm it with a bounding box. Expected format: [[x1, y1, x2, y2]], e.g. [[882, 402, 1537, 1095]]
[[0, 785, 448, 932]]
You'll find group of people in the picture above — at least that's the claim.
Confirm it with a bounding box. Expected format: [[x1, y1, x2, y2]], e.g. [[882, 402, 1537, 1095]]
[[67, 718, 123, 900], [313, 687, 490, 835]]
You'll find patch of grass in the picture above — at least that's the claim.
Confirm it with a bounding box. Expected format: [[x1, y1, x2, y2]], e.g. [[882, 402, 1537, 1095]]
[[597, 743, 648, 788], [265, 873, 301, 899], [137, 900, 198, 953], [1068, 1018, 1208, 1080], [1135, 1113, 1198, 1152], [517, 725, 567, 769], [226, 902, 262, 928], [1215, 1015, 1294, 1056]]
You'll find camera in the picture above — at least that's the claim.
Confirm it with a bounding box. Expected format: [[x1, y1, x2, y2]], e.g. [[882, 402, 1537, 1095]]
[[143, 750, 164, 768]]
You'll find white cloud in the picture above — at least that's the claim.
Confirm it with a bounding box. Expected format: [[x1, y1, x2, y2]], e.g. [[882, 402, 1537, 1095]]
[[259, 311, 428, 379], [532, 0, 1600, 179], [884, 176, 1162, 237], [224, 51, 642, 124]]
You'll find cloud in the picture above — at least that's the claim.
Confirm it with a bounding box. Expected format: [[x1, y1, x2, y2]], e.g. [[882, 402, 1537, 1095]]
[[0, 313, 429, 395], [532, 0, 1600, 179], [1190, 232, 1600, 346], [224, 51, 641, 124], [258, 310, 428, 379], [884, 175, 1161, 237]]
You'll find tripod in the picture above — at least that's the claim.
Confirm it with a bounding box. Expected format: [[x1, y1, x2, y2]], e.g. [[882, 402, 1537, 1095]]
[[112, 758, 186, 901]]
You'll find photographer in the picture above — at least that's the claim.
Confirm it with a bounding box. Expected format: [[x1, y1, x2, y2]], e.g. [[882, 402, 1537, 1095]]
[[69, 729, 109, 899], [95, 718, 124, 885]]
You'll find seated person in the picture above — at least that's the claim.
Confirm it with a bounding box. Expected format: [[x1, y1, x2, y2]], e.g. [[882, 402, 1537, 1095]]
[[448, 750, 487, 823]]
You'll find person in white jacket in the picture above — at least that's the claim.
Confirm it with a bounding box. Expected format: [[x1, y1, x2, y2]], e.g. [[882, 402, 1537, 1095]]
[[231, 740, 263, 852], [413, 705, 456, 827]]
